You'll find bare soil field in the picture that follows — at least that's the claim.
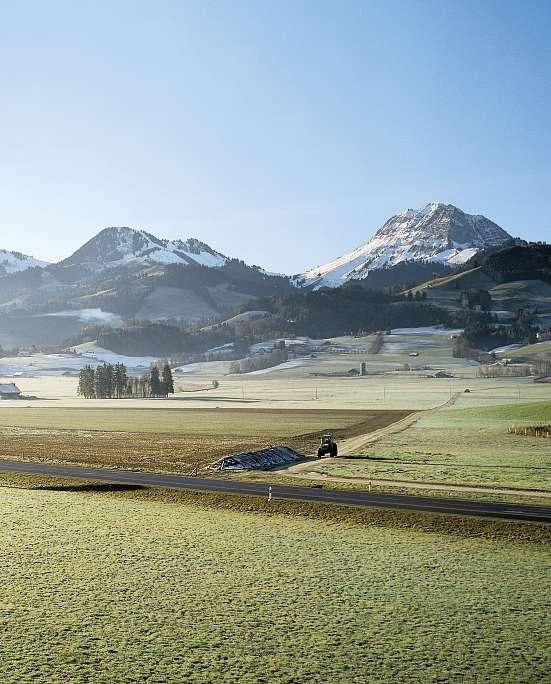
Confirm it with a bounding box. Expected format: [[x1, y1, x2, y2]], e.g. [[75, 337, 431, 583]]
[[0, 408, 409, 472]]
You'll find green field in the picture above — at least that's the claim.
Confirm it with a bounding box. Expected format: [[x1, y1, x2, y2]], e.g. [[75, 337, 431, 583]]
[[503, 341, 551, 361], [0, 483, 549, 683], [314, 402, 551, 491]]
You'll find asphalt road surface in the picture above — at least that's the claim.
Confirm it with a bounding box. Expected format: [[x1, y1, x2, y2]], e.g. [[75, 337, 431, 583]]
[[1, 459, 550, 524]]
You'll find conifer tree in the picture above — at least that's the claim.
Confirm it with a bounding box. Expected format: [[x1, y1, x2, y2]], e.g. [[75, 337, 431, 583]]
[[78, 365, 96, 399], [161, 362, 174, 396], [113, 363, 128, 398], [150, 365, 162, 397], [94, 363, 114, 399]]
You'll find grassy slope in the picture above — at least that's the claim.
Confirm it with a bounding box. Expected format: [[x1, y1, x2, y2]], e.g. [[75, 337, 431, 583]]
[[316, 402, 551, 491], [504, 341, 551, 360], [408, 268, 551, 320], [408, 266, 496, 296], [0, 484, 549, 683]]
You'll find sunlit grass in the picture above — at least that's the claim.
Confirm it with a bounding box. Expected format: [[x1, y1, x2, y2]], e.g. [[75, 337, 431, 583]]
[[0, 485, 549, 683], [316, 401, 551, 491]]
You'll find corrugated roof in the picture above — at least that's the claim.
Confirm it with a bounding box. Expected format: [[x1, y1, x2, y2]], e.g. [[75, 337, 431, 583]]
[[209, 446, 302, 471], [0, 383, 21, 394]]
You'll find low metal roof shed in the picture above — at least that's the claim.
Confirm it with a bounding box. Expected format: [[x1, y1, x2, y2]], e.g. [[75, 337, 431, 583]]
[[0, 383, 22, 398]]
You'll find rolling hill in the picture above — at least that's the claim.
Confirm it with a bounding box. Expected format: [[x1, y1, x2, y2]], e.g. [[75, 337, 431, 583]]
[[0, 227, 292, 348]]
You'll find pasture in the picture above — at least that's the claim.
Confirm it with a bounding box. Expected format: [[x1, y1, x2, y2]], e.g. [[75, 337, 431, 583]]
[[313, 402, 551, 491], [0, 483, 548, 683], [1, 327, 549, 489]]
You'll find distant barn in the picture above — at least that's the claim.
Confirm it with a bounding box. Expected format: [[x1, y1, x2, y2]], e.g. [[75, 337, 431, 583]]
[[0, 383, 22, 399]]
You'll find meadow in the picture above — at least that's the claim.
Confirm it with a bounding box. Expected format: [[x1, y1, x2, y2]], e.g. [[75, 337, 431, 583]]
[[1, 328, 550, 490], [0, 482, 548, 683], [313, 401, 551, 491]]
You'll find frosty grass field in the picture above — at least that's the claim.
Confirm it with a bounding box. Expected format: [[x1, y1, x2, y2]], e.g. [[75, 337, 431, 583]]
[[314, 401, 551, 491], [0, 328, 549, 682], [0, 481, 549, 684]]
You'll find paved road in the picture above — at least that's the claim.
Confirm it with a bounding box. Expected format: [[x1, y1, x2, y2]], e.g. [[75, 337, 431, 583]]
[[1, 459, 550, 524]]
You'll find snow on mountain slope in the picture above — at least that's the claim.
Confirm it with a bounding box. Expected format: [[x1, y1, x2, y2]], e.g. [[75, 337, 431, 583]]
[[298, 203, 512, 288], [0, 250, 49, 276], [60, 227, 228, 273]]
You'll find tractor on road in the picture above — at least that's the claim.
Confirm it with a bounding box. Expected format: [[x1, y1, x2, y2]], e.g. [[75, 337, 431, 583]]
[[317, 434, 338, 458]]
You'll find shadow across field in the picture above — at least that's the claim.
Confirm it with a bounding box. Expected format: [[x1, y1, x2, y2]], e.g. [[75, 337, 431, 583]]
[[35, 483, 145, 493]]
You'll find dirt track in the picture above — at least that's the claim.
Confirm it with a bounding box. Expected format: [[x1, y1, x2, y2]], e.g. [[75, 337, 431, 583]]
[[272, 392, 551, 499], [286, 391, 460, 470]]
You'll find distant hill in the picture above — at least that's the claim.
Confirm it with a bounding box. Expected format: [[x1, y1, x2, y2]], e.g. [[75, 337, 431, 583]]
[[0, 250, 49, 276], [0, 216, 541, 351], [239, 282, 452, 339], [476, 243, 551, 284], [0, 227, 292, 348], [406, 243, 551, 327]]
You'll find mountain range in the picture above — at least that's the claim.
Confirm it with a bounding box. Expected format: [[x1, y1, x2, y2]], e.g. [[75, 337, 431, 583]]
[[3, 203, 512, 282], [0, 203, 516, 347]]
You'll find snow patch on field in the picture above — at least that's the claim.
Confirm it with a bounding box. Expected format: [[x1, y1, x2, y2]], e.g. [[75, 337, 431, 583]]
[[78, 346, 158, 367], [173, 363, 206, 374], [46, 309, 124, 326], [383, 340, 434, 352], [389, 326, 463, 336], [0, 346, 158, 377], [245, 358, 309, 375], [490, 343, 523, 354], [0, 354, 86, 377]]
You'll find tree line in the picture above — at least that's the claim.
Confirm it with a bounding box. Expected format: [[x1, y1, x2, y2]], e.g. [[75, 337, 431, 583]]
[[78, 362, 175, 399]]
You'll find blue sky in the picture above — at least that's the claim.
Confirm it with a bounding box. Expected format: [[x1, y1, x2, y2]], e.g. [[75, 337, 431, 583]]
[[1, 0, 550, 272]]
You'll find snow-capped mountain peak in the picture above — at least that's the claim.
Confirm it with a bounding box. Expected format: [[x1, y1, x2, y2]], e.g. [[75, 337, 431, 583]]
[[60, 227, 228, 272], [0, 249, 49, 276], [298, 203, 512, 288]]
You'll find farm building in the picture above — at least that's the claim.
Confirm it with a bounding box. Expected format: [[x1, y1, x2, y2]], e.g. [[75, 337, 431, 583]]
[[210, 446, 301, 471], [0, 383, 22, 399]]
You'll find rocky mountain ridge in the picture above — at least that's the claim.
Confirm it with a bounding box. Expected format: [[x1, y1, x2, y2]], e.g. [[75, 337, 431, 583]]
[[298, 203, 512, 288], [58, 227, 228, 273]]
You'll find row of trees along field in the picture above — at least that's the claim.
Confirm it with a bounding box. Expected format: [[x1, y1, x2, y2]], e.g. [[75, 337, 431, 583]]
[[478, 364, 532, 378], [77, 362, 175, 399], [534, 359, 551, 377]]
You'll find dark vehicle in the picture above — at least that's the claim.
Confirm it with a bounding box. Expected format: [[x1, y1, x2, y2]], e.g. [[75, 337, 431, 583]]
[[317, 434, 338, 458]]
